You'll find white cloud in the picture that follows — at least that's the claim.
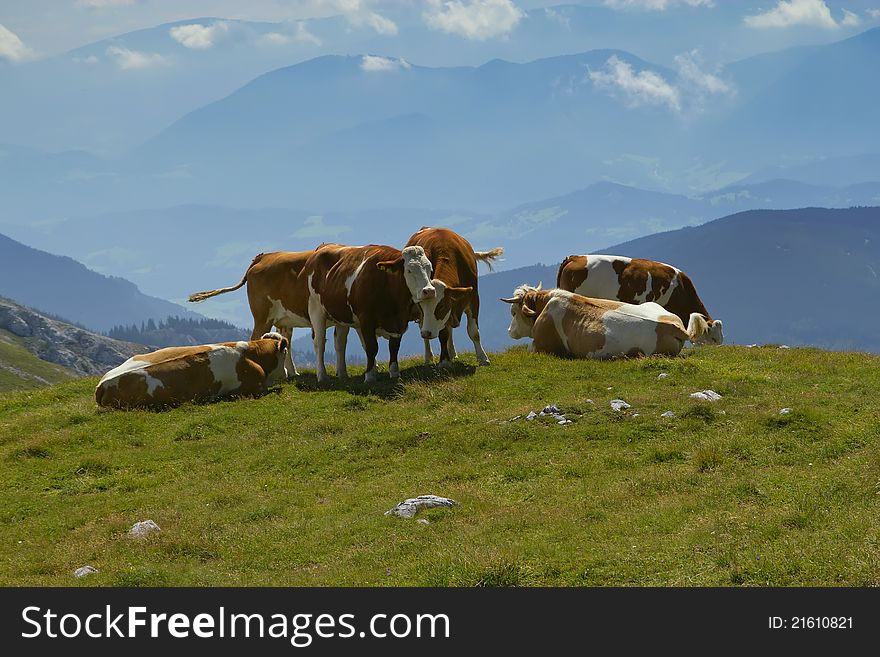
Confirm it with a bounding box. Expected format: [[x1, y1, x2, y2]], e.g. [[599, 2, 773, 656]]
[[0, 22, 34, 63], [841, 9, 861, 26], [327, 0, 398, 35], [589, 56, 681, 112], [105, 45, 168, 69], [589, 51, 733, 114], [75, 0, 136, 7], [744, 0, 840, 29], [258, 21, 323, 46], [674, 50, 732, 96], [603, 0, 714, 9], [169, 21, 236, 50], [869, 9, 880, 19], [424, 0, 525, 40], [360, 54, 411, 72]]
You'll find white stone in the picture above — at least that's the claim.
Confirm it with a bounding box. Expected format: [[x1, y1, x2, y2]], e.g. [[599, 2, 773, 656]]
[[661, 411, 676, 418], [689, 390, 722, 402], [526, 411, 537, 421], [631, 413, 641, 418], [74, 566, 98, 578], [584, 399, 594, 404], [658, 373, 669, 379], [778, 345, 790, 349], [385, 495, 457, 519], [416, 518, 430, 525], [610, 399, 631, 411], [779, 408, 792, 415], [128, 519, 161, 538]]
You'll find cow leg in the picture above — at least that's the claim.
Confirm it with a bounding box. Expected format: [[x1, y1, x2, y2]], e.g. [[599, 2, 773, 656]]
[[466, 305, 490, 366], [309, 303, 329, 382], [334, 326, 350, 379], [280, 327, 297, 378], [438, 327, 453, 369], [423, 338, 434, 364], [389, 336, 401, 379], [357, 325, 380, 383], [447, 327, 457, 361]]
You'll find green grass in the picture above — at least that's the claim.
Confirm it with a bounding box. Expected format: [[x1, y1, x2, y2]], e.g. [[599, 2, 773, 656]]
[[0, 329, 73, 392], [1, 345, 879, 586]]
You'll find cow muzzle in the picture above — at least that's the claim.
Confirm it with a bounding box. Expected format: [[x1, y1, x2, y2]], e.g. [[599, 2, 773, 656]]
[[419, 286, 436, 300], [421, 329, 434, 339]]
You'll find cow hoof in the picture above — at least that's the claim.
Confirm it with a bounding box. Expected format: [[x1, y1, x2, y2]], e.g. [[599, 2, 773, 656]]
[[364, 371, 377, 383], [389, 363, 400, 379], [439, 360, 453, 370], [478, 358, 490, 366]]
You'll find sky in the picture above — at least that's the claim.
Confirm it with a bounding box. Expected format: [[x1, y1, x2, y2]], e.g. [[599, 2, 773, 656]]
[[2, 0, 880, 63]]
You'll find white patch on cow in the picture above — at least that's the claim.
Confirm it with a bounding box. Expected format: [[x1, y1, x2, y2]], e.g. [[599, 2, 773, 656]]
[[98, 355, 154, 386], [345, 259, 367, 297], [267, 297, 310, 329], [573, 255, 628, 298], [235, 341, 249, 350], [599, 301, 677, 357], [417, 280, 450, 339], [545, 295, 571, 352], [206, 345, 243, 394], [141, 371, 165, 395]]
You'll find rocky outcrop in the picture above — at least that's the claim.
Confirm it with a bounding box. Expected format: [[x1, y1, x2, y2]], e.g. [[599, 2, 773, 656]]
[[0, 298, 145, 377]]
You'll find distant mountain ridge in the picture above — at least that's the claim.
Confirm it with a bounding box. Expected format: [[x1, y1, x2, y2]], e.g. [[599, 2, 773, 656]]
[[0, 232, 205, 333]]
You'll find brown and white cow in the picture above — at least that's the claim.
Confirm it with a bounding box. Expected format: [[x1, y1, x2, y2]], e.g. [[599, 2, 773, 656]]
[[188, 250, 315, 375], [502, 285, 710, 359], [95, 332, 289, 408], [304, 244, 429, 383], [402, 227, 503, 367], [556, 255, 723, 345]]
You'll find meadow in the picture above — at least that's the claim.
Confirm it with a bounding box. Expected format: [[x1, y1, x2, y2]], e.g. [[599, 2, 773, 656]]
[[1, 345, 878, 586]]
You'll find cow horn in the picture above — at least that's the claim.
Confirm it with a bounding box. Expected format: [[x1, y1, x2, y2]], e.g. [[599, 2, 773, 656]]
[[522, 305, 538, 317], [536, 282, 543, 291], [500, 297, 519, 304]]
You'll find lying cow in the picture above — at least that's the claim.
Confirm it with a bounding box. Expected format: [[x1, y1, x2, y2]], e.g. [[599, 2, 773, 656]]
[[556, 255, 723, 345], [400, 227, 503, 367], [501, 285, 710, 358], [95, 332, 289, 408], [188, 250, 315, 375], [305, 244, 427, 383]]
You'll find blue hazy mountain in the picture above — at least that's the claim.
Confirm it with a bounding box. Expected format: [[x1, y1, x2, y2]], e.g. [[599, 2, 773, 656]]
[[0, 232, 205, 333]]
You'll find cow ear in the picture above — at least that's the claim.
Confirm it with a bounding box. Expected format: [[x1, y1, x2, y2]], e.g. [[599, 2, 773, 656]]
[[377, 257, 403, 273], [280, 337, 290, 352]]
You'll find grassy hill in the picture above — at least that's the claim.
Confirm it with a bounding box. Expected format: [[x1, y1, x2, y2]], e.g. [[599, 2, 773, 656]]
[[0, 329, 73, 392], [1, 346, 878, 586]]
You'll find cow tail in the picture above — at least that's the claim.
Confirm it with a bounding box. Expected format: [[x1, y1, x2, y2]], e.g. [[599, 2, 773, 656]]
[[188, 253, 264, 303], [685, 313, 710, 344], [556, 255, 577, 289], [474, 247, 504, 271]]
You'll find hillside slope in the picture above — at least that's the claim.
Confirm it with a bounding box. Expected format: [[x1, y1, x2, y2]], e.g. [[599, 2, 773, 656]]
[[0, 330, 74, 392], [1, 346, 878, 586], [0, 298, 145, 377]]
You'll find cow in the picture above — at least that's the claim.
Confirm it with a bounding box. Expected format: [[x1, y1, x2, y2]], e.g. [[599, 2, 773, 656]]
[[401, 227, 503, 367], [188, 250, 315, 375], [556, 255, 723, 345], [304, 244, 429, 383], [501, 285, 710, 359], [95, 332, 289, 408]]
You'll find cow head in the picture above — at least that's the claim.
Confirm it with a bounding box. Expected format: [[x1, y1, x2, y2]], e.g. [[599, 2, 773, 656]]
[[417, 280, 473, 339], [377, 246, 436, 303], [701, 319, 724, 345], [500, 284, 542, 340], [261, 332, 290, 383]]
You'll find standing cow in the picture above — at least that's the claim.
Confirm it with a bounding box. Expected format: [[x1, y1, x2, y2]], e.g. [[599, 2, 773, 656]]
[[401, 227, 503, 367], [502, 286, 709, 359], [556, 255, 723, 345], [304, 244, 430, 383], [95, 332, 289, 408], [188, 250, 315, 375]]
